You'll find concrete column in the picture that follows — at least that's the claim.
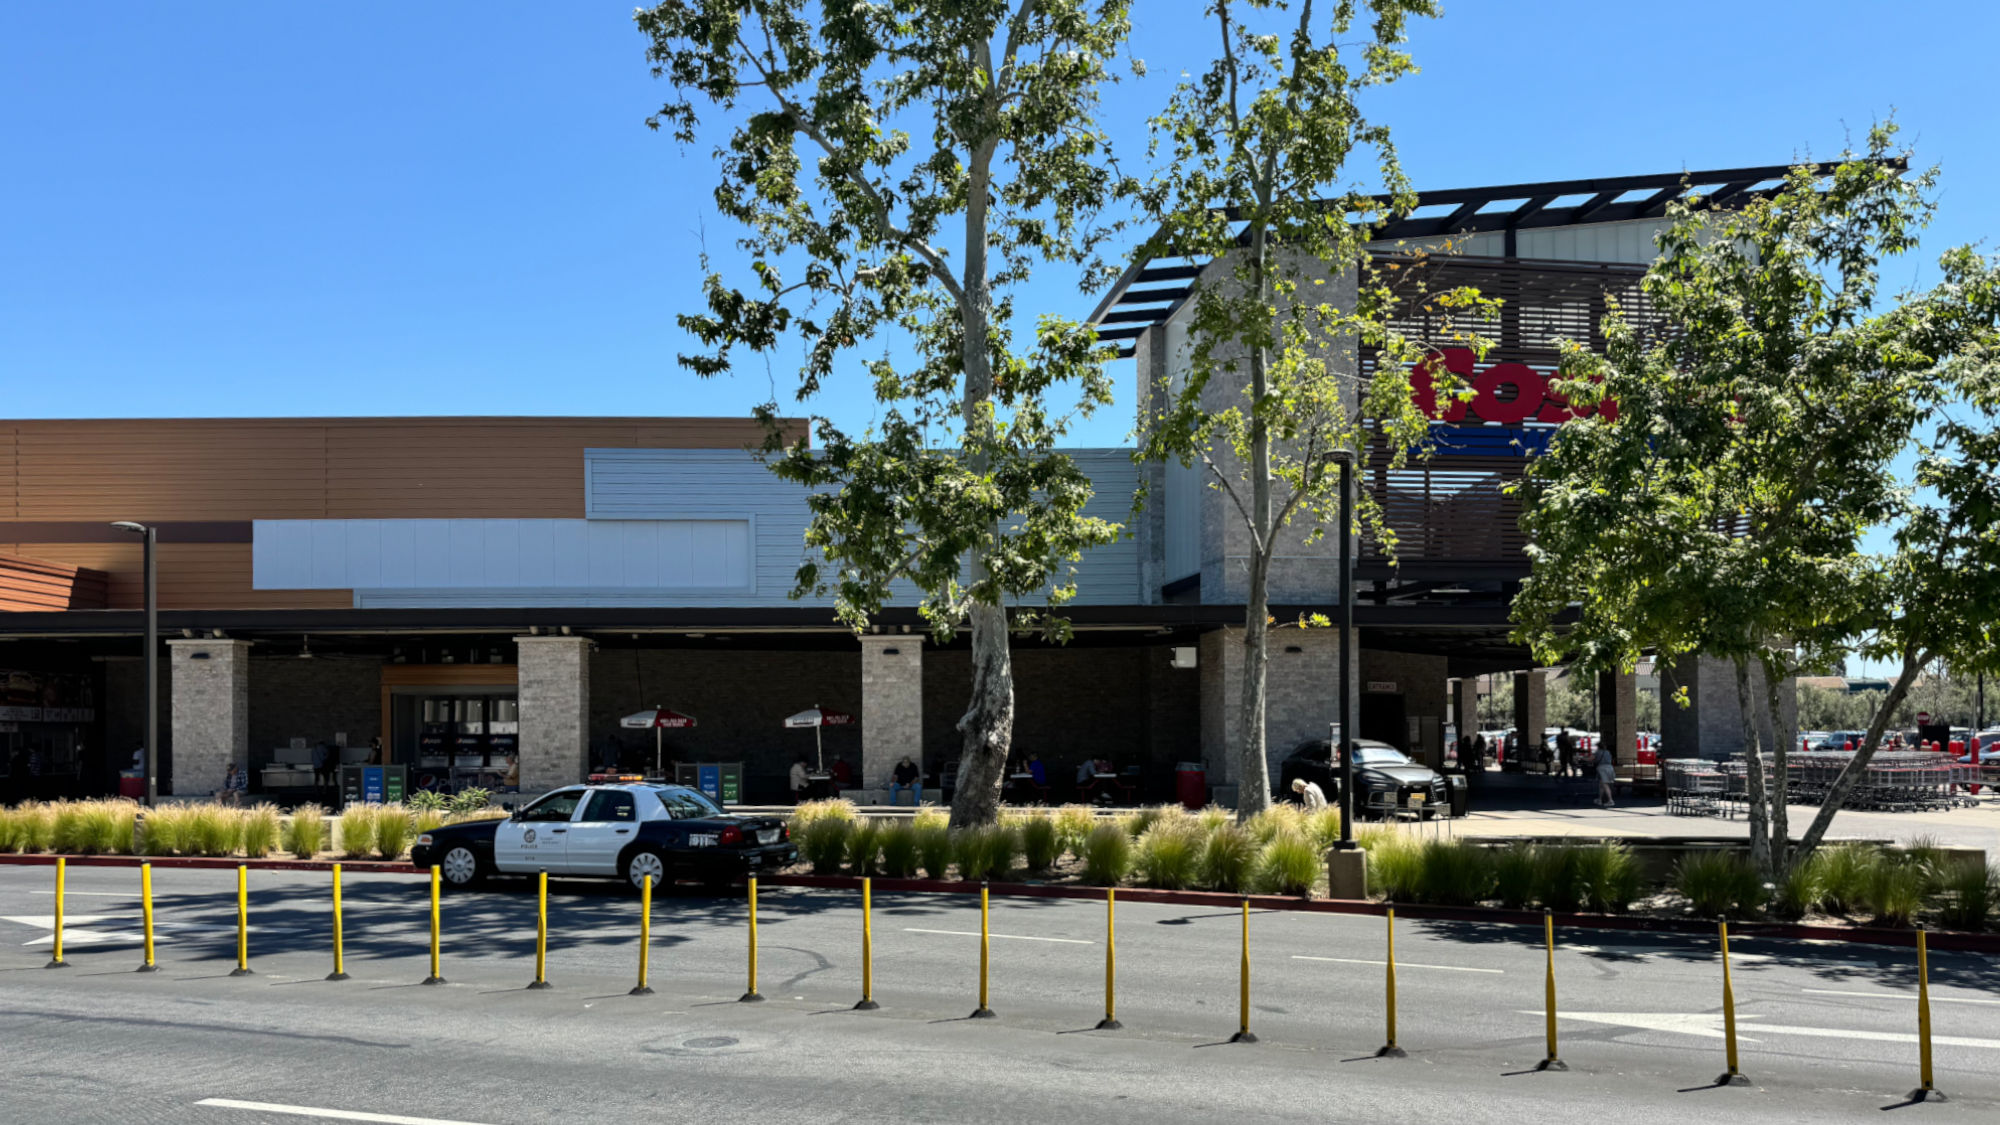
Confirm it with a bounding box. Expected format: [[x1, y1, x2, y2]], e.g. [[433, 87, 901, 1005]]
[[516, 636, 590, 794], [1513, 670, 1546, 753], [169, 639, 250, 798], [1133, 324, 1170, 605], [1660, 653, 1797, 761], [1452, 677, 1479, 739], [860, 635, 922, 790], [1198, 626, 1359, 799], [1598, 669, 1639, 773]]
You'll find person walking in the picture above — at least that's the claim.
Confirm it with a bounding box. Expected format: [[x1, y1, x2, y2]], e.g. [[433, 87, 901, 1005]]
[[1593, 740, 1617, 807], [1555, 727, 1574, 778]]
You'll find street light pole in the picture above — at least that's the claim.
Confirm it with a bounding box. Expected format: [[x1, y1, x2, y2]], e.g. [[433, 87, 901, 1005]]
[[112, 522, 157, 807], [1335, 450, 1356, 848]]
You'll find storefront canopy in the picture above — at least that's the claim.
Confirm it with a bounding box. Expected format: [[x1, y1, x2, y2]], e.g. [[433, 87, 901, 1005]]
[[620, 707, 697, 730]]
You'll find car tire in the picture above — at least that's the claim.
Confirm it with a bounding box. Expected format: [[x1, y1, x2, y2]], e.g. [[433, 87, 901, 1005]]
[[439, 845, 484, 889], [623, 847, 672, 893]]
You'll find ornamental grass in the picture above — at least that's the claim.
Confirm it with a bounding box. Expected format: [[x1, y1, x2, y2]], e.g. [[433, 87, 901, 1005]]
[[799, 817, 852, 875], [1816, 843, 1876, 915], [240, 803, 282, 859], [1412, 840, 1493, 907], [912, 807, 949, 832], [845, 818, 883, 876], [1018, 814, 1061, 873], [138, 803, 192, 856], [1051, 805, 1096, 856], [285, 805, 328, 859], [788, 798, 858, 835], [878, 822, 921, 879], [184, 803, 243, 858], [1938, 862, 1998, 932], [1673, 851, 1764, 919], [1079, 822, 1133, 886], [337, 804, 378, 859], [1492, 842, 1539, 910], [1199, 823, 1257, 894], [1245, 802, 1304, 846], [373, 804, 413, 860], [915, 824, 955, 880], [1301, 807, 1344, 853], [52, 799, 137, 855], [1357, 827, 1422, 902], [1134, 819, 1204, 890], [11, 802, 56, 853], [1252, 829, 1320, 897], [954, 824, 1018, 883]]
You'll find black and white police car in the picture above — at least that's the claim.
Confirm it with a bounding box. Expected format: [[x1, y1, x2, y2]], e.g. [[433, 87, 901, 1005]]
[[410, 783, 797, 891]]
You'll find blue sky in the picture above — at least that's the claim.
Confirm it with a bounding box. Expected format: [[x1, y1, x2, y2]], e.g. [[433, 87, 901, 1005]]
[[2, 0, 1993, 451]]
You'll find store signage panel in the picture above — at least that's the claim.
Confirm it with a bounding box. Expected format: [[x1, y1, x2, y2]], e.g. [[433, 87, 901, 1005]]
[[1410, 347, 1617, 426]]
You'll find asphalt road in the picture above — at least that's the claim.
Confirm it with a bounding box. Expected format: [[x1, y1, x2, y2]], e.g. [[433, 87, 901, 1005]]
[[2, 863, 1996, 1124]]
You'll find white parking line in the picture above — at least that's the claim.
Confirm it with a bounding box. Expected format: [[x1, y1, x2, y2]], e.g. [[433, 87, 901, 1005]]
[[195, 1099, 495, 1125], [1804, 987, 2000, 1006], [1293, 955, 1502, 974], [31, 890, 142, 897], [903, 928, 1093, 944]]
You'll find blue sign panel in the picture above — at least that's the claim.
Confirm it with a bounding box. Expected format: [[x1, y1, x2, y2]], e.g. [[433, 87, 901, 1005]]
[[696, 764, 722, 802], [363, 766, 385, 804]]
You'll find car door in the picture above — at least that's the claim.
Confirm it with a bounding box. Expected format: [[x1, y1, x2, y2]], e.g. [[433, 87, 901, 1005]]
[[491, 788, 585, 874], [565, 790, 639, 876]]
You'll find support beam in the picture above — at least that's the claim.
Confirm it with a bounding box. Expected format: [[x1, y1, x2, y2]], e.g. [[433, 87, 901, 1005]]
[[516, 636, 590, 794], [1513, 670, 1546, 763], [859, 635, 922, 798], [1598, 669, 1638, 774]]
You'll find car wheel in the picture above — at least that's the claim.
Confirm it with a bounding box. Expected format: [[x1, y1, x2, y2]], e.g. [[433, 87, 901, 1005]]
[[624, 847, 671, 892], [440, 845, 483, 888]]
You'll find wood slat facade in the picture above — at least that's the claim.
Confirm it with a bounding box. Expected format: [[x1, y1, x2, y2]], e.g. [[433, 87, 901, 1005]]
[[0, 554, 109, 612], [0, 417, 777, 610]]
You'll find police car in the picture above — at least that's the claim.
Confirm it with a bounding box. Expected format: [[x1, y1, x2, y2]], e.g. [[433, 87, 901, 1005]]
[[410, 783, 796, 890]]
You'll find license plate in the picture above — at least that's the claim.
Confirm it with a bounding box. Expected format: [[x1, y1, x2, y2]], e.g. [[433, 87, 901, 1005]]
[[757, 828, 780, 844], [747, 856, 762, 866]]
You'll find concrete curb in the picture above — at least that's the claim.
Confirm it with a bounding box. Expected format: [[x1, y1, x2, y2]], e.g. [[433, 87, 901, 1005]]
[[7, 853, 1993, 953], [0, 854, 424, 876]]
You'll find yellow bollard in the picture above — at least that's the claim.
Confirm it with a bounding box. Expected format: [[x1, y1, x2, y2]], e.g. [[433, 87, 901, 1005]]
[[1095, 887, 1121, 1030], [421, 865, 446, 986], [1230, 897, 1257, 1043], [739, 875, 765, 1002], [45, 857, 70, 969], [1377, 906, 1406, 1057], [229, 865, 253, 977], [527, 869, 552, 990], [326, 863, 350, 981], [1534, 908, 1564, 1070], [136, 861, 158, 973], [630, 873, 655, 997], [853, 876, 879, 1011], [970, 881, 995, 1018], [1908, 925, 1948, 1102], [1716, 919, 1749, 1086]]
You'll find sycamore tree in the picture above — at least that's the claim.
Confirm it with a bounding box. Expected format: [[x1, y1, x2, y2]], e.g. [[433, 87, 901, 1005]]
[[636, 1, 1134, 826], [1514, 126, 2000, 876], [1136, 0, 1488, 817]]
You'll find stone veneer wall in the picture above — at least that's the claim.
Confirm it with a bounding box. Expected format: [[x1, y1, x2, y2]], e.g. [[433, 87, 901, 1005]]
[[167, 639, 250, 798], [859, 635, 921, 789], [1660, 653, 1797, 760], [516, 636, 590, 795]]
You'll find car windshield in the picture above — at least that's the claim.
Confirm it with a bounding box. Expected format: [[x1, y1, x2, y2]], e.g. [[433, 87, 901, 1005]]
[[653, 787, 723, 819], [1349, 746, 1410, 766]]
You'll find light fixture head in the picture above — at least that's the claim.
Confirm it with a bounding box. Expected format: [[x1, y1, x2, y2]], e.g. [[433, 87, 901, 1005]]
[[110, 521, 146, 534]]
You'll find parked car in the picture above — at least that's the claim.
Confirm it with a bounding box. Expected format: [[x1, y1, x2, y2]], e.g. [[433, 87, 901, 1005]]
[[1277, 738, 1448, 817], [410, 783, 795, 891]]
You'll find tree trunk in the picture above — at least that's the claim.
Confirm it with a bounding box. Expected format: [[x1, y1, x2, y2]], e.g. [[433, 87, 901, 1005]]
[[1235, 220, 1276, 822], [950, 600, 1016, 829], [1236, 557, 1274, 821], [1793, 652, 1926, 861], [1763, 664, 1792, 875], [1733, 657, 1772, 875], [945, 130, 1015, 830]]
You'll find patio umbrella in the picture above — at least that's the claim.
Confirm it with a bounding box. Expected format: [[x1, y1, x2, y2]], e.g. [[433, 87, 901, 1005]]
[[784, 705, 856, 772], [620, 706, 697, 777]]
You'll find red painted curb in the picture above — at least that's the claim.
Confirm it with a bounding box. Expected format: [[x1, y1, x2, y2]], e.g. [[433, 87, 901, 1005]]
[[7, 854, 1991, 953], [0, 854, 424, 875], [762, 873, 2000, 954]]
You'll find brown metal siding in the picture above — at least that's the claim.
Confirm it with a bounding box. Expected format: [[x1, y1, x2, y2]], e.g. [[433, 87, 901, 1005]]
[[0, 417, 778, 610], [0, 554, 109, 611]]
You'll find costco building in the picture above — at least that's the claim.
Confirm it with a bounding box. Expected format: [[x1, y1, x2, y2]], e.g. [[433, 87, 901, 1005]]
[[0, 165, 1805, 807]]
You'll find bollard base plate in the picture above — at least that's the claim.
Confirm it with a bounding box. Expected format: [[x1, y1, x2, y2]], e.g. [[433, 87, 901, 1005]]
[[135, 964, 159, 974], [421, 976, 447, 987], [325, 971, 350, 981], [1906, 1087, 1948, 1103], [1095, 1017, 1123, 1031], [527, 980, 554, 991], [1535, 1057, 1567, 1072], [229, 968, 254, 977], [1377, 1045, 1408, 1058], [1230, 1030, 1259, 1044], [969, 1007, 997, 1020], [44, 959, 70, 969], [739, 991, 765, 1003], [852, 999, 879, 1011], [1717, 1072, 1751, 1088], [629, 986, 655, 997]]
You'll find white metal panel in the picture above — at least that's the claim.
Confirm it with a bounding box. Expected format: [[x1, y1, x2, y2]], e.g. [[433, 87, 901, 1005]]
[[1164, 457, 1203, 584], [1515, 217, 1672, 264]]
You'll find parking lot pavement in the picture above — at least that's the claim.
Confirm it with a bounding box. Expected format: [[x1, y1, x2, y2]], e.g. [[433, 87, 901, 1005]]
[[1, 863, 1996, 1123]]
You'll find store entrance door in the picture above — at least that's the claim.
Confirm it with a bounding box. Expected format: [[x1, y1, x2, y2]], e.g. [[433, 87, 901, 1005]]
[[1360, 692, 1408, 753]]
